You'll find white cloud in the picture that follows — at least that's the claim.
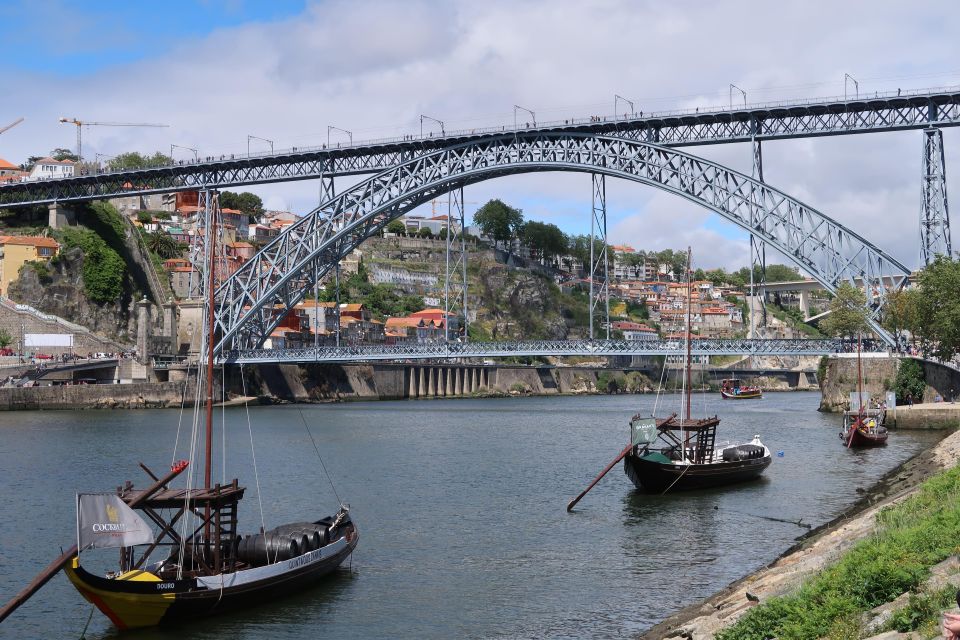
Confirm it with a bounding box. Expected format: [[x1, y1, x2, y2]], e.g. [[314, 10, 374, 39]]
[[3, 0, 959, 270]]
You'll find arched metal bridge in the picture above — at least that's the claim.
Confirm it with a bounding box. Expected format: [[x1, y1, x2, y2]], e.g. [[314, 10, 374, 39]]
[[212, 132, 910, 356]]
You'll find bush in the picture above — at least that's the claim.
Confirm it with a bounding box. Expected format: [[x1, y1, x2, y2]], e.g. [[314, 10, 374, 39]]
[[61, 228, 126, 303], [895, 359, 926, 404]]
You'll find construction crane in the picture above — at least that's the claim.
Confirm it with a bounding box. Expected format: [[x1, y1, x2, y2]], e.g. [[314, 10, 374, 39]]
[[58, 118, 169, 162], [0, 118, 24, 136]]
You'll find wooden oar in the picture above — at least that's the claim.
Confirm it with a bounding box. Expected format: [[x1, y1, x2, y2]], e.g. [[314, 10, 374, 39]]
[[0, 461, 189, 625], [567, 444, 632, 512]]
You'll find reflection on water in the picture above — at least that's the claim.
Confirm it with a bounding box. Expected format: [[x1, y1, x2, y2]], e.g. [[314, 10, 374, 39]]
[[0, 393, 945, 639]]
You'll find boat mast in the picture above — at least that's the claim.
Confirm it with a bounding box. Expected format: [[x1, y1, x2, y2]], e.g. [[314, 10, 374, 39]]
[[856, 331, 864, 418], [685, 246, 693, 422], [204, 190, 217, 491]]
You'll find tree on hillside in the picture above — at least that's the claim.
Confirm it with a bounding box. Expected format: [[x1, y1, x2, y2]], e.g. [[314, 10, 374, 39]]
[[0, 329, 11, 349], [146, 231, 183, 259], [881, 288, 921, 349], [109, 151, 173, 170], [386, 220, 406, 236], [821, 281, 869, 338], [219, 191, 264, 222], [521, 221, 567, 264], [473, 199, 524, 249], [908, 255, 960, 362], [52, 148, 80, 162]]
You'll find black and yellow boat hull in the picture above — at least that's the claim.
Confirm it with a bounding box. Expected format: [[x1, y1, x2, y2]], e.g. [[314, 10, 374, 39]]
[[64, 523, 358, 630]]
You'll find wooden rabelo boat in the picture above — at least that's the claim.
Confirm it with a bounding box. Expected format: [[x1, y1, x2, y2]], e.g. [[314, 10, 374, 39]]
[[566, 248, 771, 510], [839, 334, 888, 448], [0, 194, 358, 631], [720, 378, 762, 399], [623, 413, 771, 492]]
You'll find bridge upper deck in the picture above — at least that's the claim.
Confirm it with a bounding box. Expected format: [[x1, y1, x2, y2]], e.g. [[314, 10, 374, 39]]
[[2, 86, 959, 207]]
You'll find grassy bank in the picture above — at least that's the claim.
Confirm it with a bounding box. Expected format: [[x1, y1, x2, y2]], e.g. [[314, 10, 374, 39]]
[[716, 465, 960, 639]]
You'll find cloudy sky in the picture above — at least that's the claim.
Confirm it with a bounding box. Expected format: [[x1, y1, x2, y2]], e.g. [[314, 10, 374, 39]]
[[2, 0, 959, 271]]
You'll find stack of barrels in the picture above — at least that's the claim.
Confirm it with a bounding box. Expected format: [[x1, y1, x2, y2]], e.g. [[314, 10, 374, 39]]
[[236, 522, 330, 567]]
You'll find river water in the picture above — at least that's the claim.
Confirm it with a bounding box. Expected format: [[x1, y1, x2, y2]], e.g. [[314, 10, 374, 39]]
[[0, 392, 942, 639]]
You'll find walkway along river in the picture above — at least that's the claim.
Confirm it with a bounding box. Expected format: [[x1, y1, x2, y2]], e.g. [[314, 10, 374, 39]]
[[0, 392, 942, 639]]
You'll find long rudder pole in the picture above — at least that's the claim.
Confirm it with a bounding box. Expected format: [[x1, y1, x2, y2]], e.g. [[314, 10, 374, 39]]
[[566, 444, 632, 512], [0, 462, 189, 625]]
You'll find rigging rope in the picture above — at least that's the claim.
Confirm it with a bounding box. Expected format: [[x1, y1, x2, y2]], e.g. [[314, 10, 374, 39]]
[[296, 406, 344, 508], [240, 364, 267, 540]]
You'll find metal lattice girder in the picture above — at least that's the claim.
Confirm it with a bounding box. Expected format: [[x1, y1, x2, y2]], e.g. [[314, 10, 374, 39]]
[[320, 174, 336, 203], [589, 173, 609, 339], [443, 185, 467, 340], [749, 136, 768, 336], [920, 127, 952, 265], [210, 133, 910, 355], [4, 89, 960, 207], [221, 338, 841, 364]]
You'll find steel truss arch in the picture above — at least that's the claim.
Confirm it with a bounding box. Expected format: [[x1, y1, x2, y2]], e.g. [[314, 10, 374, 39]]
[[213, 133, 910, 356]]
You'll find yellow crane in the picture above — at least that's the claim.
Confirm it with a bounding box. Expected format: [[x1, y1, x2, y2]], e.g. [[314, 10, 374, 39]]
[[0, 117, 24, 136], [58, 118, 169, 162]]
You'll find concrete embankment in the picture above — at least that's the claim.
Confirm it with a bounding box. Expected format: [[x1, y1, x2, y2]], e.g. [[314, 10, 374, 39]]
[[232, 363, 654, 402], [889, 402, 960, 429], [640, 427, 960, 639]]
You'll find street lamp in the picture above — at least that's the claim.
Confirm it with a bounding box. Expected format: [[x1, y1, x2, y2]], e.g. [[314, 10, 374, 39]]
[[247, 135, 274, 155], [420, 115, 445, 137], [327, 126, 353, 147], [94, 153, 114, 173], [170, 143, 198, 162], [513, 105, 536, 129], [844, 73, 859, 100], [614, 94, 635, 119], [729, 84, 747, 110]]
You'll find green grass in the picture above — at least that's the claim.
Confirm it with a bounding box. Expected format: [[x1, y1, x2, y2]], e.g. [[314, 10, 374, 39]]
[[716, 465, 960, 640]]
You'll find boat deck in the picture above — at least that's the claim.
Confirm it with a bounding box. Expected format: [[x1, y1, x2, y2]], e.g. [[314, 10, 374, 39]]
[[122, 484, 247, 509]]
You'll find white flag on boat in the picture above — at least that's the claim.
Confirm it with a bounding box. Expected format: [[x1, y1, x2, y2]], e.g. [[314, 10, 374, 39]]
[[77, 493, 154, 550]]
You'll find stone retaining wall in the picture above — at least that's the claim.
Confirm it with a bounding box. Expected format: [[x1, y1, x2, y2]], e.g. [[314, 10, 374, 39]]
[[0, 381, 189, 411]]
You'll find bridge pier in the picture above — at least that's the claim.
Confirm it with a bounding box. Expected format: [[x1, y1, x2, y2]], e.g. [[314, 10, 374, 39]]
[[798, 290, 812, 320], [446, 368, 454, 396], [455, 367, 462, 395], [408, 367, 417, 398], [47, 202, 76, 229]]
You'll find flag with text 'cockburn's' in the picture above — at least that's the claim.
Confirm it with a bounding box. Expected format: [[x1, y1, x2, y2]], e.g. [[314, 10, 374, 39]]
[[77, 493, 154, 550]]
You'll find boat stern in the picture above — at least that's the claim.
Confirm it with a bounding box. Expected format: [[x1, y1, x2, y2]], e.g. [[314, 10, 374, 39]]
[[64, 557, 177, 630]]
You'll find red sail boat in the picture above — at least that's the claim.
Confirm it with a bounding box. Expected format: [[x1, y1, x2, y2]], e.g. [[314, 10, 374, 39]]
[[0, 193, 358, 631], [840, 334, 888, 447]]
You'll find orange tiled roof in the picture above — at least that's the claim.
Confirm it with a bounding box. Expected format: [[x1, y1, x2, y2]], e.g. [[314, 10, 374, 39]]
[[0, 158, 20, 170], [0, 235, 59, 249]]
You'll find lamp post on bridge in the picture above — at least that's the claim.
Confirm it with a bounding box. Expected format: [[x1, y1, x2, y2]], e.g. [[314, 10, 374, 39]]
[[513, 105, 536, 129], [420, 115, 444, 137], [94, 153, 114, 173], [614, 94, 635, 119], [247, 135, 273, 156], [844, 73, 859, 100], [729, 84, 747, 110], [170, 144, 198, 162], [327, 126, 352, 148]]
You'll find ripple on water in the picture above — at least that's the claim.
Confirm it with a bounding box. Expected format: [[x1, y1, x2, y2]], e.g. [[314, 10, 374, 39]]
[[0, 393, 943, 639]]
